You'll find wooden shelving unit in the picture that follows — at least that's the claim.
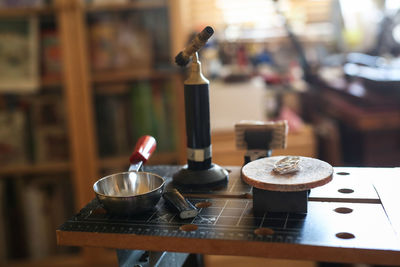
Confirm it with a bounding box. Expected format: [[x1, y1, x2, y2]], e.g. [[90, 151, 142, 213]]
[[85, 0, 167, 13], [0, 6, 55, 17], [91, 69, 181, 84], [41, 76, 63, 88], [0, 161, 71, 176], [0, 0, 186, 266]]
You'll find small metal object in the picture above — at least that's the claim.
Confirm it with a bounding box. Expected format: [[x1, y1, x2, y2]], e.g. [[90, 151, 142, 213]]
[[163, 188, 198, 219], [93, 135, 164, 215], [93, 171, 165, 215], [273, 156, 300, 174]]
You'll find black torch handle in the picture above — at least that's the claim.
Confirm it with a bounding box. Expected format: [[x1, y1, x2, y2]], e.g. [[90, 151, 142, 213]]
[[184, 83, 212, 170]]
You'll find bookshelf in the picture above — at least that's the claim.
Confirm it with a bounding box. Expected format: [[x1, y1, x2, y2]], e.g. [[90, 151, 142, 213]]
[[92, 69, 178, 83], [0, 0, 186, 266], [0, 6, 55, 17], [85, 0, 166, 12], [0, 162, 70, 176]]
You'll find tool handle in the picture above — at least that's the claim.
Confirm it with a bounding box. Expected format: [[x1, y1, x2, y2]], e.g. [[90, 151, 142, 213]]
[[129, 135, 157, 164], [163, 189, 198, 219]]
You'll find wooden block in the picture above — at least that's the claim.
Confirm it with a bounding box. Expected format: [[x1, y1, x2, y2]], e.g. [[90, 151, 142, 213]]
[[241, 156, 333, 192], [211, 124, 317, 166]]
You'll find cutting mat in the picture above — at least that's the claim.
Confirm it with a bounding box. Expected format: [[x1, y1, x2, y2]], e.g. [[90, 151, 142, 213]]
[[57, 166, 400, 265]]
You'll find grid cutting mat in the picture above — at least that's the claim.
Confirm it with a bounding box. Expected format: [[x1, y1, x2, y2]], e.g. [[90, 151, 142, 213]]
[[57, 166, 400, 265]]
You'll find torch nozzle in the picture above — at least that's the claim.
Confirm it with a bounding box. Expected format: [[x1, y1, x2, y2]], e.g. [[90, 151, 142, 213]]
[[175, 26, 214, 67]]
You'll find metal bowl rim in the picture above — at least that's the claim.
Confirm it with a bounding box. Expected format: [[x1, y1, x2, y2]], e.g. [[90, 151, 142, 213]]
[[93, 171, 165, 198]]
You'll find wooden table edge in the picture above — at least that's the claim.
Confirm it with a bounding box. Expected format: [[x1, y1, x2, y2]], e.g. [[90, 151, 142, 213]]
[[56, 230, 400, 266]]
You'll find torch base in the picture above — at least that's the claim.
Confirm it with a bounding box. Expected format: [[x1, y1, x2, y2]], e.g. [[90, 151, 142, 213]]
[[173, 164, 229, 187]]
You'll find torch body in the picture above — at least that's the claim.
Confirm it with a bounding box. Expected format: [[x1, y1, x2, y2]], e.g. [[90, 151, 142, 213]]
[[172, 28, 228, 186], [184, 83, 212, 170]]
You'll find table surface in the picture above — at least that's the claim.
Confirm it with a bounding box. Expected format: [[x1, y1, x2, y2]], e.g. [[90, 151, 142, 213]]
[[57, 166, 400, 265]]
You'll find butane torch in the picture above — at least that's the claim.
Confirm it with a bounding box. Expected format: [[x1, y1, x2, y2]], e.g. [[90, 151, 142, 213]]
[[173, 26, 228, 186]]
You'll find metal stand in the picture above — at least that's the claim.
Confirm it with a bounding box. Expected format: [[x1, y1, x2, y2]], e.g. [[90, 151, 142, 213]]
[[173, 53, 228, 186]]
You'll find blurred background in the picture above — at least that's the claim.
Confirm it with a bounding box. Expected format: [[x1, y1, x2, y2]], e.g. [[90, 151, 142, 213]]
[[0, 0, 399, 266]]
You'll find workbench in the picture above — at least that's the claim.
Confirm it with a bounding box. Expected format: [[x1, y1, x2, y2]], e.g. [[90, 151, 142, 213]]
[[57, 166, 400, 266]]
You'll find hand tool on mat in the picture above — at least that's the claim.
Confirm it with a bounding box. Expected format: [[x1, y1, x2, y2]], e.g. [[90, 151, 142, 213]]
[[93, 136, 197, 218], [173, 26, 228, 187]]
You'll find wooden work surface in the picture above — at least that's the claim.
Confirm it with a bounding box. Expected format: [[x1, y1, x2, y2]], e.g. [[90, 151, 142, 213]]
[[57, 166, 400, 265], [242, 156, 333, 191]]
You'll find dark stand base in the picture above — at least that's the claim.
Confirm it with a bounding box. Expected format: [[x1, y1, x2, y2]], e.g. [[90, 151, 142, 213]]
[[173, 164, 229, 187], [253, 187, 309, 215]]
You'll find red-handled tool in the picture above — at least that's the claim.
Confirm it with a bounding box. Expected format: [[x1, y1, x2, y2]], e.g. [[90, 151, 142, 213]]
[[129, 136, 198, 218], [129, 135, 157, 171], [94, 135, 197, 218]]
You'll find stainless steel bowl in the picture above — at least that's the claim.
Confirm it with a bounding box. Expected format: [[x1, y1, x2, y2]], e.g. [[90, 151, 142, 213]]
[[93, 171, 165, 215]]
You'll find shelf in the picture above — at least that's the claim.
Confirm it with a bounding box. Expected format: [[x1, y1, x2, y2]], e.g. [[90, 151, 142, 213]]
[[85, 0, 166, 13], [0, 161, 71, 176], [41, 75, 63, 88], [92, 68, 152, 83], [91, 68, 179, 84], [99, 152, 179, 171], [0, 6, 55, 17]]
